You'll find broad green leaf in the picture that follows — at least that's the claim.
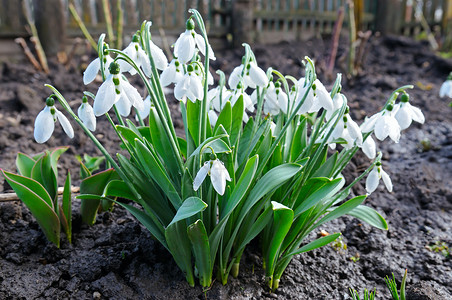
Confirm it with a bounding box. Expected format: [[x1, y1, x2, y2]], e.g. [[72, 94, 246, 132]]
[[79, 161, 92, 179], [116, 125, 142, 147], [16, 153, 35, 177], [290, 118, 307, 161], [81, 154, 105, 174], [50, 146, 69, 175], [148, 107, 180, 182], [104, 180, 137, 201], [294, 177, 344, 217], [188, 134, 231, 160], [60, 172, 72, 243], [165, 221, 195, 287], [347, 205, 388, 230], [265, 202, 294, 277], [238, 119, 269, 166], [187, 100, 201, 146], [230, 95, 244, 146], [284, 233, 341, 258], [312, 151, 338, 178], [2, 170, 60, 247], [134, 139, 182, 209], [214, 100, 232, 134], [40, 152, 58, 205], [188, 220, 212, 288], [80, 168, 119, 225], [178, 137, 188, 159], [235, 205, 272, 252], [314, 195, 367, 229], [168, 197, 207, 228]]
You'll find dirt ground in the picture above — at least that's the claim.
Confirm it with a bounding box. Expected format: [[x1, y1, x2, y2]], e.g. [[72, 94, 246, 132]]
[[0, 34, 451, 299]]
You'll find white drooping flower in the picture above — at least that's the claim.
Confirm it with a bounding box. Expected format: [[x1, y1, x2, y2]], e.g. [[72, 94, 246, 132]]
[[174, 64, 203, 103], [118, 35, 152, 77], [34, 97, 74, 143], [361, 106, 401, 143], [160, 59, 184, 87], [174, 19, 215, 64], [228, 60, 268, 90], [366, 162, 392, 194], [208, 109, 218, 127], [208, 86, 232, 112], [294, 77, 315, 115], [83, 55, 114, 85], [93, 62, 144, 117], [361, 135, 377, 159], [136, 95, 152, 121], [78, 95, 96, 131], [193, 159, 231, 195], [230, 87, 254, 112], [309, 79, 333, 113], [329, 110, 363, 150], [148, 39, 168, 71], [439, 73, 452, 98], [394, 93, 425, 130], [326, 93, 345, 121]]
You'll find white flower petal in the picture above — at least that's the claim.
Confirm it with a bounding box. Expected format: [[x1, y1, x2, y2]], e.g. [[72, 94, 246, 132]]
[[228, 65, 243, 89], [175, 30, 195, 64], [83, 58, 100, 85], [395, 105, 412, 130], [150, 41, 168, 70], [362, 136, 376, 159], [78, 103, 96, 131], [365, 168, 379, 194], [210, 160, 230, 195], [56, 110, 74, 138], [381, 169, 393, 192], [249, 63, 268, 87], [409, 104, 425, 124], [193, 162, 210, 191], [93, 75, 119, 116], [34, 106, 55, 143], [120, 78, 144, 112], [208, 110, 218, 127]]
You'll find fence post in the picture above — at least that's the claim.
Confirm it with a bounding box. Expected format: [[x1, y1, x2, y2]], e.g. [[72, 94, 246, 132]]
[[375, 0, 404, 34], [232, 0, 253, 47], [33, 0, 66, 56]]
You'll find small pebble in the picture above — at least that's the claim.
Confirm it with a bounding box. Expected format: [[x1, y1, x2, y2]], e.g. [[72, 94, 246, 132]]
[[93, 291, 101, 300]]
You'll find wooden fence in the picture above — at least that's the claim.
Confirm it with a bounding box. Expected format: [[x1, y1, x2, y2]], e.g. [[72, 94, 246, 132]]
[[0, 0, 452, 46]]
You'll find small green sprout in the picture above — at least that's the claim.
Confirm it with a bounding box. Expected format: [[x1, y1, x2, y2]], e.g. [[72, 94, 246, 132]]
[[350, 253, 360, 262], [427, 239, 450, 257], [331, 236, 347, 253], [349, 288, 376, 300], [385, 269, 407, 300]]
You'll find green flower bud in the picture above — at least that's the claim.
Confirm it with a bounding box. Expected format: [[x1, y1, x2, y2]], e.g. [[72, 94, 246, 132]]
[[400, 93, 409, 103], [82, 95, 88, 103], [132, 34, 140, 43], [46, 96, 55, 107], [187, 64, 194, 72], [386, 104, 394, 111], [186, 18, 195, 30], [109, 62, 121, 75]]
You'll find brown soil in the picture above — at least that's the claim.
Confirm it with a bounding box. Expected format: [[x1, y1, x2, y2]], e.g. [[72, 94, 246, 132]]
[[0, 35, 451, 299]]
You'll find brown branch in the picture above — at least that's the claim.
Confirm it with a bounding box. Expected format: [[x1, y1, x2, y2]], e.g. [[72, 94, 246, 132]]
[[0, 186, 80, 202], [14, 37, 42, 71]]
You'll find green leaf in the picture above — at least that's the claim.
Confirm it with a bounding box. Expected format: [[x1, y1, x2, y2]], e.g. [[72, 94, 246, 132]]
[[80, 168, 119, 225], [188, 220, 212, 288], [49, 146, 69, 175], [104, 180, 137, 201], [284, 233, 341, 258], [165, 221, 195, 287], [188, 134, 231, 160], [61, 171, 72, 243], [312, 151, 338, 178], [187, 100, 201, 146], [230, 95, 244, 146], [134, 139, 182, 209], [178, 137, 188, 159], [347, 205, 388, 230], [16, 153, 35, 177], [2, 170, 60, 247], [290, 118, 307, 161], [265, 202, 294, 277], [168, 197, 207, 228], [314, 195, 367, 229], [214, 100, 232, 134], [294, 177, 344, 217]]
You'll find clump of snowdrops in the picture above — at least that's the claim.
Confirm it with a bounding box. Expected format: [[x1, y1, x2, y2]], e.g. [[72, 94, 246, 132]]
[[9, 9, 425, 290]]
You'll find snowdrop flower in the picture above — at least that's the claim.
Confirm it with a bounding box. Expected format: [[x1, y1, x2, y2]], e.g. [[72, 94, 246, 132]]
[[174, 19, 215, 64], [193, 159, 231, 195], [262, 82, 280, 115], [326, 93, 345, 120], [136, 95, 151, 121], [83, 55, 114, 85], [118, 34, 152, 77], [361, 105, 401, 143], [208, 86, 232, 112], [174, 64, 203, 103], [309, 79, 333, 113], [160, 59, 184, 87], [230, 85, 254, 112], [394, 93, 425, 130], [228, 60, 268, 90], [366, 162, 392, 194], [439, 73, 452, 98], [208, 110, 218, 127], [34, 96, 74, 143], [294, 77, 315, 115], [361, 136, 376, 159], [78, 95, 96, 131], [148, 39, 168, 71], [329, 108, 363, 149], [93, 62, 144, 117]]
